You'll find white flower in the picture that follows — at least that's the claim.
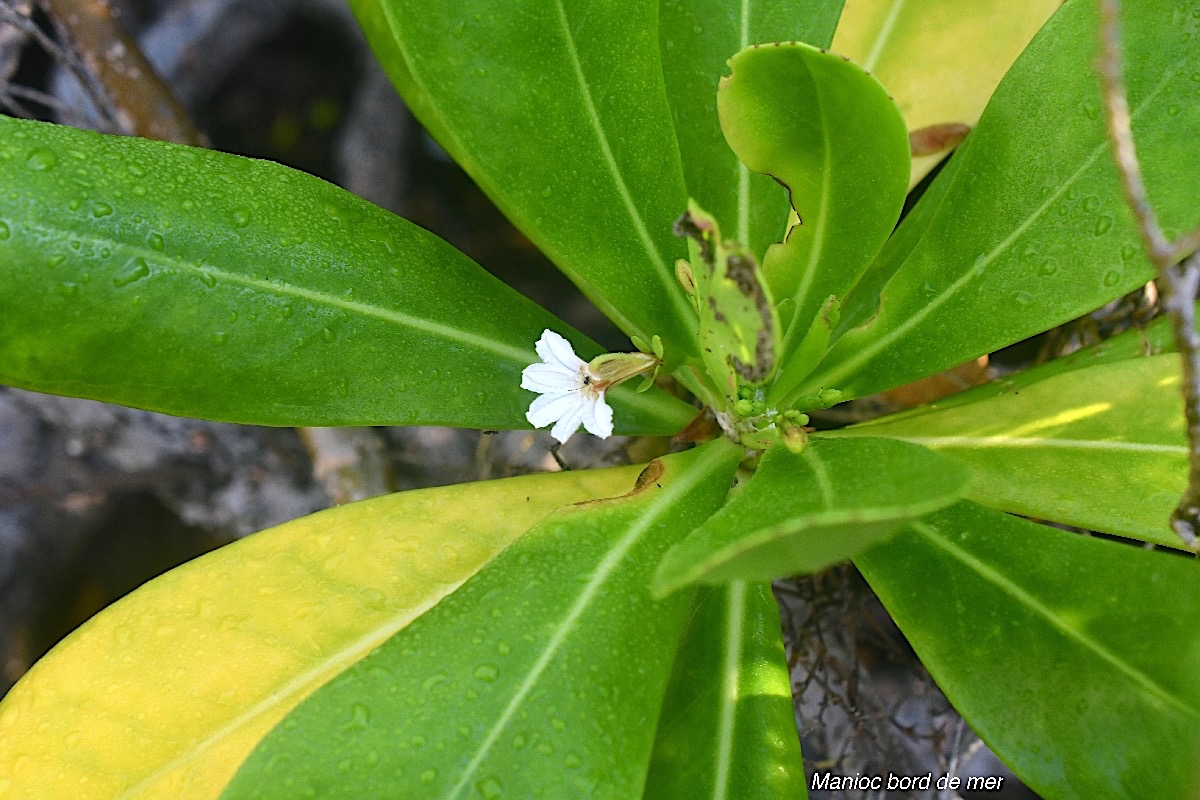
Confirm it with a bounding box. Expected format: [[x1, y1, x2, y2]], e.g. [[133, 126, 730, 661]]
[[521, 329, 614, 443]]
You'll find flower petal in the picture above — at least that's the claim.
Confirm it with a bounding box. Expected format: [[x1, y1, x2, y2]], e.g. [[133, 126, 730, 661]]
[[550, 400, 588, 443], [536, 329, 585, 372], [582, 392, 614, 439], [521, 362, 581, 393], [526, 391, 579, 429]]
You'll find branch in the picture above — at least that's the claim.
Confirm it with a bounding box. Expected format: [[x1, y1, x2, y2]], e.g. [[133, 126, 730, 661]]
[[34, 0, 205, 144], [1098, 0, 1200, 549]]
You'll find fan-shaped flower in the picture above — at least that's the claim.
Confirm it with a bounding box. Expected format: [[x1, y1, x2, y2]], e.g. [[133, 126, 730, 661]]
[[521, 330, 614, 443]]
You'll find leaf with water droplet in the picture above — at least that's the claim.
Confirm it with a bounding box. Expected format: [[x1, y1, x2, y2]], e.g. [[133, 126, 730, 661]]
[[0, 114, 693, 434], [0, 463, 645, 797], [658, 0, 840, 266], [222, 442, 741, 800], [853, 355, 1187, 547], [857, 501, 1200, 799], [802, 0, 1197, 402], [645, 582, 806, 799]]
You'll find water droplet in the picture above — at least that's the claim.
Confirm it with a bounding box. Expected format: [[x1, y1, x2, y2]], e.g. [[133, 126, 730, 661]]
[[536, 741, 554, 755], [199, 271, 217, 288], [92, 202, 113, 217], [1121, 243, 1138, 260], [1013, 291, 1033, 305], [128, 163, 146, 177], [147, 232, 165, 250], [67, 198, 82, 211], [347, 702, 370, 730], [1094, 215, 1113, 235], [564, 752, 582, 768], [1103, 269, 1121, 287], [1081, 196, 1099, 213], [511, 734, 526, 749], [182, 199, 195, 210], [1037, 259, 1057, 277], [281, 305, 294, 319], [1169, 104, 1183, 117], [113, 257, 150, 287], [1080, 102, 1099, 120], [0, 221, 9, 240], [47, 254, 66, 268], [64, 731, 82, 749], [473, 664, 499, 682], [496, 641, 511, 655], [321, 327, 335, 342], [453, 21, 465, 37], [211, 331, 228, 345], [132, 184, 147, 196], [410, 734, 426, 749], [421, 769, 437, 784], [232, 210, 250, 227], [26, 147, 57, 171], [550, 717, 567, 731], [422, 673, 449, 693], [476, 777, 504, 799]]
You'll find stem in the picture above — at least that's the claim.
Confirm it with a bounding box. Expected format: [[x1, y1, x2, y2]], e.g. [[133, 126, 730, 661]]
[[1098, 0, 1200, 547]]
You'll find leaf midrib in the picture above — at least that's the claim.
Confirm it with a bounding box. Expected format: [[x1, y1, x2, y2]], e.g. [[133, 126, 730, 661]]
[[375, 2, 646, 342], [735, 0, 752, 246], [549, 0, 698, 338], [24, 220, 535, 365], [862, 0, 907, 73], [888, 435, 1186, 455], [712, 580, 747, 800]]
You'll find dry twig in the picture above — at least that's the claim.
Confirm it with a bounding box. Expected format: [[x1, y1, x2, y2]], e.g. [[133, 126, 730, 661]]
[[1097, 0, 1200, 548]]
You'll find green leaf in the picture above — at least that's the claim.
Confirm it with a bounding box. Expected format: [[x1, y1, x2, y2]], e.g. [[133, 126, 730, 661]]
[[716, 42, 910, 392], [856, 502, 1200, 800], [839, 355, 1187, 548], [653, 438, 969, 594], [0, 116, 693, 434], [851, 314, 1176, 426], [222, 440, 742, 800], [658, 0, 845, 260], [0, 464, 644, 800], [804, 0, 1200, 401], [644, 581, 806, 800], [676, 202, 780, 394], [833, 0, 1059, 185], [349, 0, 700, 363]]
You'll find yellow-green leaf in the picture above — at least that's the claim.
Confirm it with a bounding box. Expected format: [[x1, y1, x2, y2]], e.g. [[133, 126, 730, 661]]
[[0, 465, 644, 799], [841, 356, 1186, 547], [833, 0, 1059, 185]]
